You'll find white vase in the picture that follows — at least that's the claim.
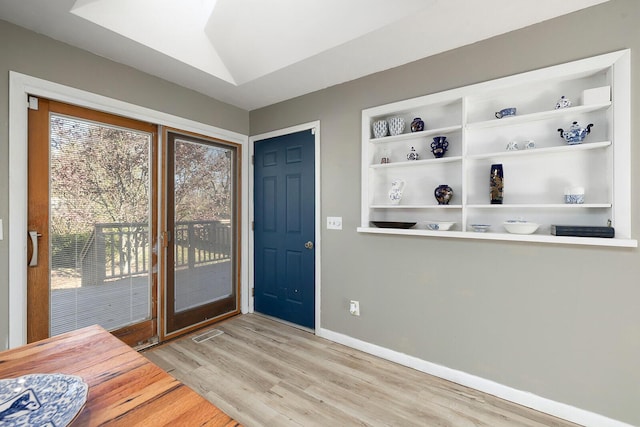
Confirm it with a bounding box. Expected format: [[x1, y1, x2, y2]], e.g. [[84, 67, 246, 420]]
[[387, 117, 405, 136], [372, 120, 388, 138], [388, 179, 405, 205]]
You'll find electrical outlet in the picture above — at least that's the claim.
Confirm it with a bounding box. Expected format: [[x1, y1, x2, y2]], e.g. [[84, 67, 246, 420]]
[[349, 300, 360, 316], [327, 216, 342, 230]]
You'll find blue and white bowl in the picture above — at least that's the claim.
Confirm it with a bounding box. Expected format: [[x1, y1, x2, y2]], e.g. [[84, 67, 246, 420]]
[[470, 224, 491, 232], [426, 221, 455, 231]]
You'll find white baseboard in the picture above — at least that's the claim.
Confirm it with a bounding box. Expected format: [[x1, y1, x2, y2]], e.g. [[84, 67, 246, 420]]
[[317, 328, 634, 427]]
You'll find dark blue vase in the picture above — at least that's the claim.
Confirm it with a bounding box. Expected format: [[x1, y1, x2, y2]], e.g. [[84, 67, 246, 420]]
[[434, 184, 453, 205], [430, 136, 449, 158], [410, 117, 425, 132], [490, 164, 504, 204]]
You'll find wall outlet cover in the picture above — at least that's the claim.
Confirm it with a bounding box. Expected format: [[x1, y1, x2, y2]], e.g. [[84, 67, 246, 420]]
[[349, 300, 360, 316], [327, 216, 342, 230]]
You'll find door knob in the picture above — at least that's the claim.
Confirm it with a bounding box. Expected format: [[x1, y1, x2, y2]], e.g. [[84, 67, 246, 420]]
[[304, 241, 314, 250], [28, 230, 42, 267]]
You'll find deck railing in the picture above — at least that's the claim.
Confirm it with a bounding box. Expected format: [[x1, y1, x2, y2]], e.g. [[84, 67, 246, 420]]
[[79, 220, 231, 286]]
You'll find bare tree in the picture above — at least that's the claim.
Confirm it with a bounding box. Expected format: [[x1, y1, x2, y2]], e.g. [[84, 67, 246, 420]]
[[50, 116, 150, 234], [173, 139, 232, 223]]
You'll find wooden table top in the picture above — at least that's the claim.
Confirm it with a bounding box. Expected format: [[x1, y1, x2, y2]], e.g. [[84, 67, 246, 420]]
[[0, 325, 241, 426]]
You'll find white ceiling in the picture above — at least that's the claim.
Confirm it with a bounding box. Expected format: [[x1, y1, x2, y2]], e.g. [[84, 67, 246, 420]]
[[0, 0, 608, 110]]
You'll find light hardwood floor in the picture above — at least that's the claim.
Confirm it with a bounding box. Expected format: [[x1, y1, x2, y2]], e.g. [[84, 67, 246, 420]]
[[144, 314, 580, 427]]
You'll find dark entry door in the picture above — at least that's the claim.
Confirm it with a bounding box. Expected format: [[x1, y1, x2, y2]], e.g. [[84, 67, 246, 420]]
[[254, 129, 315, 328]]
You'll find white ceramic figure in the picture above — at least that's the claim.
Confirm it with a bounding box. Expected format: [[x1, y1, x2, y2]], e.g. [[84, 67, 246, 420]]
[[555, 95, 572, 109]]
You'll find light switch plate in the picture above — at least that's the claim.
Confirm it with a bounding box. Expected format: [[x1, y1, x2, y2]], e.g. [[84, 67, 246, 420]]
[[327, 216, 342, 230]]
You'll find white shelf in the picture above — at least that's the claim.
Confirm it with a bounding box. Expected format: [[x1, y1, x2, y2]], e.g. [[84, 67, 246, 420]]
[[357, 227, 637, 248], [369, 125, 462, 143], [466, 102, 611, 130], [466, 203, 612, 209], [467, 141, 611, 160], [370, 204, 462, 209], [360, 50, 633, 247], [370, 156, 462, 169]]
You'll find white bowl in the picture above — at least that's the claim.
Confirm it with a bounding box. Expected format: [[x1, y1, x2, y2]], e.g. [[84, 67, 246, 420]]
[[503, 221, 539, 234], [425, 221, 455, 231]]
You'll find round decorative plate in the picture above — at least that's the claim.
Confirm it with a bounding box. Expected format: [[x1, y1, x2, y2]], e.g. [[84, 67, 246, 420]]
[[371, 221, 416, 229], [0, 373, 88, 427]]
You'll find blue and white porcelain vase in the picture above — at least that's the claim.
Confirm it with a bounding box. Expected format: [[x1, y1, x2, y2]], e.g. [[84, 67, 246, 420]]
[[406, 146, 419, 161], [388, 116, 405, 136], [372, 119, 388, 138], [388, 179, 405, 205]]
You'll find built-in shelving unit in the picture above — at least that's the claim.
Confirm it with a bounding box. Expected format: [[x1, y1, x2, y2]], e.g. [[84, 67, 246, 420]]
[[359, 50, 636, 247]]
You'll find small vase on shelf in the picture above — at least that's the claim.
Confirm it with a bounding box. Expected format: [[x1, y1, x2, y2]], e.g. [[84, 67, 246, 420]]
[[389, 180, 405, 205], [388, 117, 405, 136], [490, 164, 504, 204], [434, 184, 453, 205], [430, 136, 449, 158], [410, 117, 424, 132], [406, 146, 419, 161], [372, 119, 388, 139]]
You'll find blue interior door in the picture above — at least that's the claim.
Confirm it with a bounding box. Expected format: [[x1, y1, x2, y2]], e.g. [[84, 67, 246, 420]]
[[254, 129, 315, 328]]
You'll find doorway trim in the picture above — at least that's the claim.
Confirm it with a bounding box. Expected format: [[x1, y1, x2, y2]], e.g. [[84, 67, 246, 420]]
[[8, 71, 249, 348], [248, 122, 321, 331]]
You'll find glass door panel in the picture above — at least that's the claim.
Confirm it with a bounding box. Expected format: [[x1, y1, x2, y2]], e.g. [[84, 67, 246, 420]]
[[49, 113, 154, 336], [165, 131, 239, 334], [27, 98, 157, 346]]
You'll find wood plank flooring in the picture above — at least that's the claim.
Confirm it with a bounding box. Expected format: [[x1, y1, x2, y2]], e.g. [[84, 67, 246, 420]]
[[144, 314, 580, 427]]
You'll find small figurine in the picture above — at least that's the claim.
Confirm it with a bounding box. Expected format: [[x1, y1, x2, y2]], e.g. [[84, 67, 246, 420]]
[[406, 146, 419, 161], [555, 95, 572, 109]]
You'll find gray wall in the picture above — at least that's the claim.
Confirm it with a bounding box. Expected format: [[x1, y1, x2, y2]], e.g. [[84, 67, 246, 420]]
[[250, 0, 640, 425], [0, 20, 249, 348]]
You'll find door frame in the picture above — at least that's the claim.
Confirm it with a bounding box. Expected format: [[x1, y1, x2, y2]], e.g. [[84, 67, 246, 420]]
[[8, 71, 250, 348], [161, 128, 242, 339], [249, 122, 321, 331]]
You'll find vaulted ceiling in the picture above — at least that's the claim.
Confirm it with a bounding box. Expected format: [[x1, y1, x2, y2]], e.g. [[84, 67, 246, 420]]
[[0, 0, 608, 110]]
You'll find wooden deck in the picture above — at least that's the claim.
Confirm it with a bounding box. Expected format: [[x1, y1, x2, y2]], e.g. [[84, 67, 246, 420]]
[[51, 260, 232, 336]]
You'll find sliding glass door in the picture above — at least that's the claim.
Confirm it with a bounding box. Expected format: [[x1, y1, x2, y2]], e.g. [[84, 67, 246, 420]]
[[164, 131, 240, 334], [27, 99, 157, 346], [27, 100, 241, 344]]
